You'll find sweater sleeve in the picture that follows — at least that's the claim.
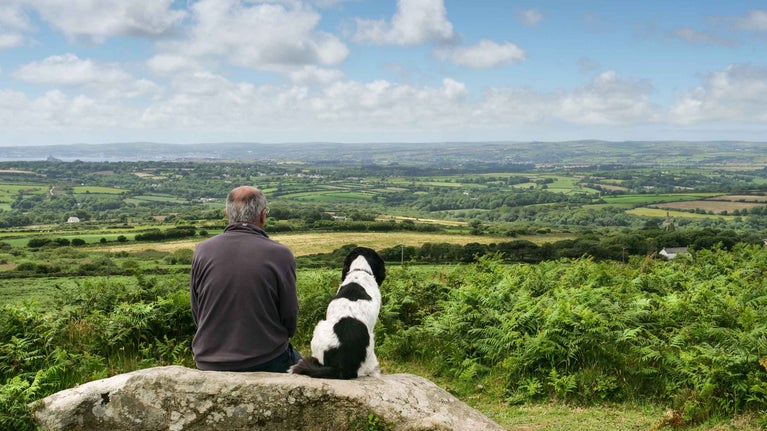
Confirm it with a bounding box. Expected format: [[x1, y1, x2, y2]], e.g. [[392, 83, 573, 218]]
[[278, 250, 299, 338], [189, 253, 201, 327]]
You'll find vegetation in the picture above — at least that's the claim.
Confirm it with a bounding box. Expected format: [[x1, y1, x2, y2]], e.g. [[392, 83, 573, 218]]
[[2, 247, 767, 429], [2, 144, 767, 430]]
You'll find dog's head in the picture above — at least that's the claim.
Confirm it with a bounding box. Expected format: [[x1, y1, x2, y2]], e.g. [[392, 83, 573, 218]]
[[342, 246, 386, 286]]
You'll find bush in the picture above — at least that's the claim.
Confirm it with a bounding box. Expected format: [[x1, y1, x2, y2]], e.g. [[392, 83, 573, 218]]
[[26, 238, 50, 248]]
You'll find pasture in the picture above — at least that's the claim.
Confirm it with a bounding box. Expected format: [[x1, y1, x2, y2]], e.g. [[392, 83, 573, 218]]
[[89, 231, 571, 257], [627, 207, 733, 219], [650, 200, 765, 214], [72, 186, 125, 194], [601, 193, 719, 204]]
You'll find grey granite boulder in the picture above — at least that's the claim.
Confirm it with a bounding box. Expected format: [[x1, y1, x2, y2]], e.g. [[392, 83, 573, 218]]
[[31, 365, 504, 430]]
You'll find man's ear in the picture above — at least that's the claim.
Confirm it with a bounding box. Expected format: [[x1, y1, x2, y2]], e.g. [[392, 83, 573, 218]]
[[259, 208, 267, 225]]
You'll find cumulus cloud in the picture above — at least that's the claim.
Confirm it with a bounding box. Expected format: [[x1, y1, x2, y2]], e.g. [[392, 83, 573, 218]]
[[436, 39, 525, 68], [730, 9, 767, 32], [518, 9, 542, 27], [0, 33, 24, 48], [25, 0, 185, 43], [670, 64, 767, 123], [287, 66, 345, 85], [0, 89, 141, 136], [13, 54, 161, 100], [557, 71, 657, 125], [2, 66, 666, 144], [353, 0, 453, 45], [156, 0, 347, 72], [14, 54, 132, 86], [0, 2, 32, 48], [472, 71, 658, 127], [147, 55, 204, 76]]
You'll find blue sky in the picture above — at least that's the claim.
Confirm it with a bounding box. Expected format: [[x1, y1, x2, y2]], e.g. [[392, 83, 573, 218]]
[[1, 0, 766, 146]]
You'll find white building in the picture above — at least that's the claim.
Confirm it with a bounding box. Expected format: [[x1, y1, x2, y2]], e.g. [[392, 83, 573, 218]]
[[659, 247, 688, 260]]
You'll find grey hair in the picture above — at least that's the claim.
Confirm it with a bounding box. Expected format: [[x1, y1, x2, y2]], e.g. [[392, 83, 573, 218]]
[[226, 187, 267, 223]]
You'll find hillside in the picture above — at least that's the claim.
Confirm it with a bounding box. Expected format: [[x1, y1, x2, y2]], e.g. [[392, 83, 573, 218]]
[[2, 141, 767, 167]]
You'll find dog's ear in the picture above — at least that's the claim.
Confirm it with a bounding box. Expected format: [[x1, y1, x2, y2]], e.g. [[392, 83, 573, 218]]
[[341, 248, 359, 280], [366, 249, 386, 286], [342, 247, 385, 285]]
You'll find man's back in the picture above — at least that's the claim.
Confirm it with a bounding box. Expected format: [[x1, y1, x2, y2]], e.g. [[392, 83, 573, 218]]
[[190, 222, 298, 371]]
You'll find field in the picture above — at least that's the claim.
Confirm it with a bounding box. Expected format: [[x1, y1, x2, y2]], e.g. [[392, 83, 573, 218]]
[[87, 231, 572, 257], [601, 193, 720, 204], [650, 200, 765, 214], [2, 151, 767, 430], [626, 207, 732, 219]]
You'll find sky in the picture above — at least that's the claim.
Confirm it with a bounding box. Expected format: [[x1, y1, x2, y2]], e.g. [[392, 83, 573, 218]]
[[1, 0, 766, 147]]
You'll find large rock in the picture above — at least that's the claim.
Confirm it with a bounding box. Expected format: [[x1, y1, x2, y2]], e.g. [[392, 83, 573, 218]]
[[31, 365, 504, 431]]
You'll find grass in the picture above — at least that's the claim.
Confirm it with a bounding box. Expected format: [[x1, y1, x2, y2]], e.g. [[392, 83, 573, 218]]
[[72, 186, 125, 194], [626, 207, 733, 220], [484, 402, 663, 431], [602, 193, 719, 204], [0, 183, 47, 202], [89, 231, 549, 256], [381, 360, 765, 431], [0, 276, 137, 306], [650, 200, 765, 214], [486, 403, 764, 431], [83, 230, 575, 258]]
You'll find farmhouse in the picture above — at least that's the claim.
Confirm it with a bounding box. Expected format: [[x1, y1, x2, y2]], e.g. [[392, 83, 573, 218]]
[[66, 216, 80, 223], [659, 247, 688, 260]]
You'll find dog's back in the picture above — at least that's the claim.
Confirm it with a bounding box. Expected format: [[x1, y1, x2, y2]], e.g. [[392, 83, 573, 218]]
[[291, 247, 385, 379]]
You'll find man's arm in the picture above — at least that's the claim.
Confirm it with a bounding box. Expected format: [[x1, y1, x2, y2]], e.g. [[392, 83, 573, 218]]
[[189, 254, 201, 327], [278, 253, 299, 337]]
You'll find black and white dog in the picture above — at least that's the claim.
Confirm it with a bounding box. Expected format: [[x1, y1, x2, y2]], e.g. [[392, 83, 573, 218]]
[[291, 247, 385, 379]]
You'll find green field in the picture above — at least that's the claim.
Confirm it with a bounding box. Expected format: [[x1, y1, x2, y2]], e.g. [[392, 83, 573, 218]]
[[73, 185, 125, 194], [601, 193, 720, 204], [627, 207, 736, 219]]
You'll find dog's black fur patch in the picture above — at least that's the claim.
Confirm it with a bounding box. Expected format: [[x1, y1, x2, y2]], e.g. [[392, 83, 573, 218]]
[[334, 282, 372, 301]]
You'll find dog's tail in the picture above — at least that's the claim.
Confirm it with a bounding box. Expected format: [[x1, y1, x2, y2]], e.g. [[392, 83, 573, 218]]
[[290, 357, 346, 379]]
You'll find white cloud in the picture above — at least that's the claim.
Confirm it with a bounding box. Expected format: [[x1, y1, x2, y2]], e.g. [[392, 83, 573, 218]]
[[0, 2, 31, 48], [519, 9, 542, 27], [353, 0, 453, 45], [0, 33, 24, 48], [14, 54, 132, 86], [557, 71, 657, 125], [147, 55, 204, 76], [670, 64, 767, 123], [0, 89, 138, 134], [25, 0, 185, 43], [158, 0, 347, 72], [436, 39, 525, 68], [1, 67, 664, 144], [13, 54, 161, 101], [731, 9, 767, 32], [287, 66, 345, 85]]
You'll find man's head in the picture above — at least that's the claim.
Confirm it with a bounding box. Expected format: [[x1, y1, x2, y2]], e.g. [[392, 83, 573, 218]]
[[226, 186, 267, 226]]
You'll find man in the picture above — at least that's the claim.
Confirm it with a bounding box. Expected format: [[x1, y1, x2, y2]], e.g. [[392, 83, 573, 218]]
[[190, 186, 300, 372]]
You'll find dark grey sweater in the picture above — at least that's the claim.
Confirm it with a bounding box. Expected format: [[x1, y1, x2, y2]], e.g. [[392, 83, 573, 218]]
[[190, 222, 298, 371]]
